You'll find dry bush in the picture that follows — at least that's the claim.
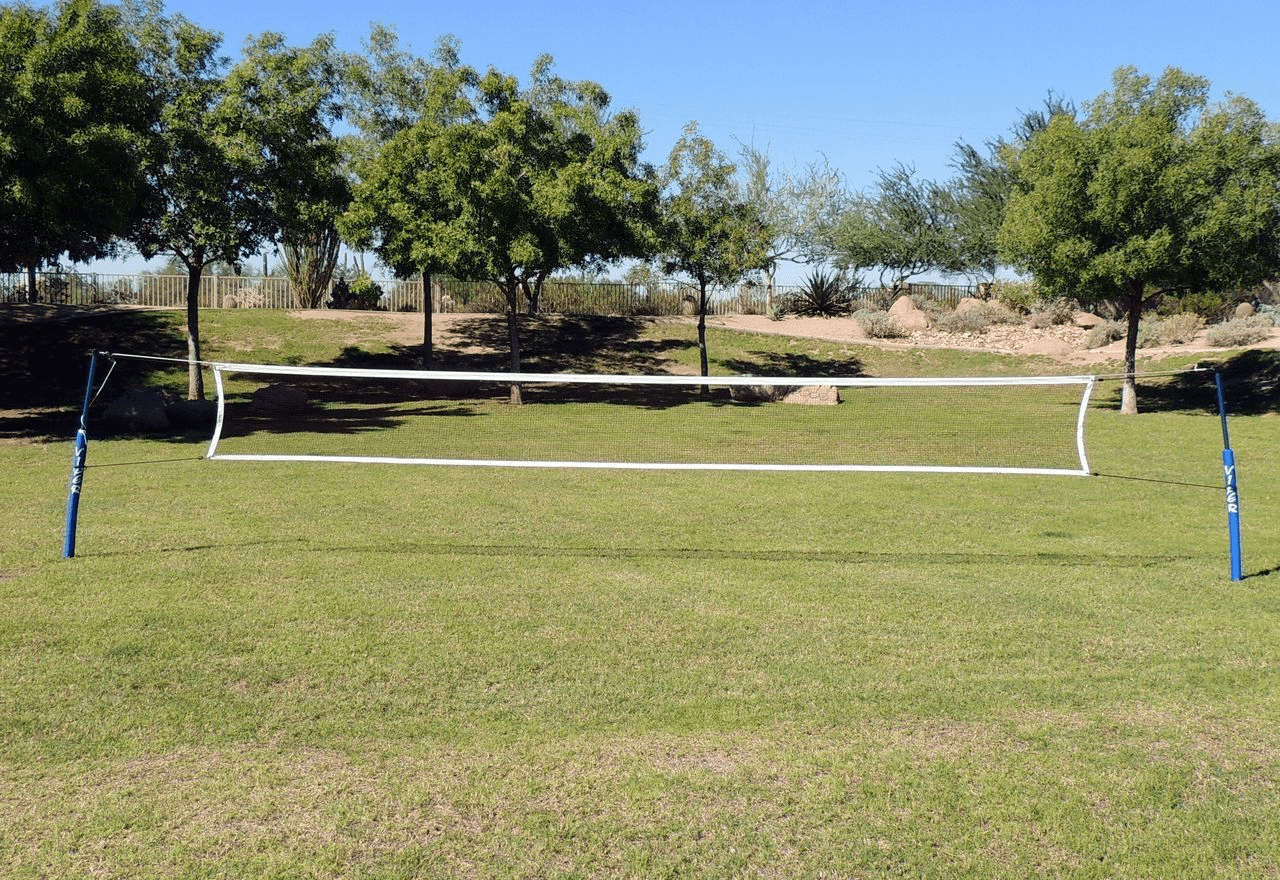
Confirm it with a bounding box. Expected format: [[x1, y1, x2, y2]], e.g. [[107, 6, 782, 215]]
[[1028, 298, 1076, 329], [1084, 321, 1126, 349], [854, 309, 907, 338], [1205, 316, 1274, 348], [937, 301, 1016, 334], [1157, 313, 1205, 345]]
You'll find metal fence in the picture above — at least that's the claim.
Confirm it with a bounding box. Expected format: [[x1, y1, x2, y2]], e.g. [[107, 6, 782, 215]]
[[0, 271, 975, 315]]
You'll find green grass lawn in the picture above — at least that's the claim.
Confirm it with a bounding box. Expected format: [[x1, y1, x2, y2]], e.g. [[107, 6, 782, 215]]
[[1, 309, 1277, 878]]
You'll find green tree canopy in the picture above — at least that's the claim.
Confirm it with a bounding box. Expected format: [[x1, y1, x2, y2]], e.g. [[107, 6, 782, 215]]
[[735, 142, 851, 297], [0, 0, 155, 299], [659, 124, 772, 381], [942, 94, 1076, 283], [998, 66, 1280, 412], [129, 5, 345, 398], [343, 49, 660, 398], [830, 163, 957, 291]]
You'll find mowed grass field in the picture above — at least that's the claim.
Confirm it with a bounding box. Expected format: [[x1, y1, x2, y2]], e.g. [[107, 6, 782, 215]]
[[2, 309, 1278, 878]]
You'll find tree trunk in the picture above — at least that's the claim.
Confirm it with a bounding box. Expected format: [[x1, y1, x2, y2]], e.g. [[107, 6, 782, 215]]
[[697, 281, 710, 395], [25, 265, 37, 303], [505, 289, 523, 406], [421, 270, 433, 367], [1120, 279, 1144, 415], [186, 262, 205, 401], [523, 270, 548, 315]]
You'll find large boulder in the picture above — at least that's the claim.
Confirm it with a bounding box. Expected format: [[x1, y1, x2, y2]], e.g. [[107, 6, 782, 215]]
[[251, 383, 307, 414], [729, 383, 796, 403], [781, 385, 841, 405], [888, 295, 930, 331], [103, 387, 170, 433], [729, 383, 842, 405]]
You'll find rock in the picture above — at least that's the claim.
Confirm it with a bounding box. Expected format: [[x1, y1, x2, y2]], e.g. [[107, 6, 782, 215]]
[[781, 385, 841, 405], [103, 387, 170, 432], [252, 383, 307, 414], [166, 398, 217, 429], [897, 310, 931, 331], [888, 295, 930, 330], [729, 383, 842, 405], [1235, 302, 1256, 319], [1073, 312, 1104, 328], [887, 295, 918, 316], [955, 297, 985, 314], [730, 383, 794, 403]]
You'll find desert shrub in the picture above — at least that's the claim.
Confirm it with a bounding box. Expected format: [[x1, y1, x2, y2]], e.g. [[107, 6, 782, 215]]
[[1257, 304, 1280, 326], [914, 297, 951, 325], [1084, 320, 1125, 348], [937, 301, 1016, 333], [789, 270, 853, 317], [1137, 314, 1205, 349], [1155, 290, 1227, 319], [1155, 289, 1260, 322], [1028, 297, 1076, 328], [1204, 316, 1274, 348], [1136, 321, 1163, 348], [1157, 312, 1205, 345], [328, 274, 384, 310], [988, 278, 1041, 314], [854, 309, 906, 338]]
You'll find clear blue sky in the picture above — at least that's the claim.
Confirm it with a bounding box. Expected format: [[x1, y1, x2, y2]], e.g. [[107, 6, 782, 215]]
[[102, 0, 1280, 280]]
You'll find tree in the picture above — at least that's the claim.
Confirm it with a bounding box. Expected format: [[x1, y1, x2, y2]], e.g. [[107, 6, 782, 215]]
[[998, 66, 1280, 413], [830, 163, 957, 291], [0, 0, 155, 300], [260, 38, 348, 310], [943, 95, 1076, 283], [735, 142, 851, 302], [343, 24, 438, 147], [659, 124, 772, 385], [345, 51, 660, 400], [340, 35, 479, 365], [130, 7, 344, 398]]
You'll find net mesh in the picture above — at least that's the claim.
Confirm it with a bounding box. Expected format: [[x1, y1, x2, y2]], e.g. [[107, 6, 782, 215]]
[[208, 364, 1096, 475]]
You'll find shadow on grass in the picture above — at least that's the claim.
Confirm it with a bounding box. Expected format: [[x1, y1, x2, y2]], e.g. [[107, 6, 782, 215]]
[[720, 350, 865, 378], [1131, 349, 1280, 416], [0, 310, 188, 441], [319, 314, 696, 375]]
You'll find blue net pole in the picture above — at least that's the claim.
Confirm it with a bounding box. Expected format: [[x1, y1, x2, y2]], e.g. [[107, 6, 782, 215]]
[[1215, 372, 1243, 582], [62, 351, 101, 559]]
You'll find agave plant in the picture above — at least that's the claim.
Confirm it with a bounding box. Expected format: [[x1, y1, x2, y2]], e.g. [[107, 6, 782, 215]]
[[788, 270, 854, 317]]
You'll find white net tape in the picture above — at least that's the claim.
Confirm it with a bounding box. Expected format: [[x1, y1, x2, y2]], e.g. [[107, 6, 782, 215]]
[[208, 364, 1096, 476]]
